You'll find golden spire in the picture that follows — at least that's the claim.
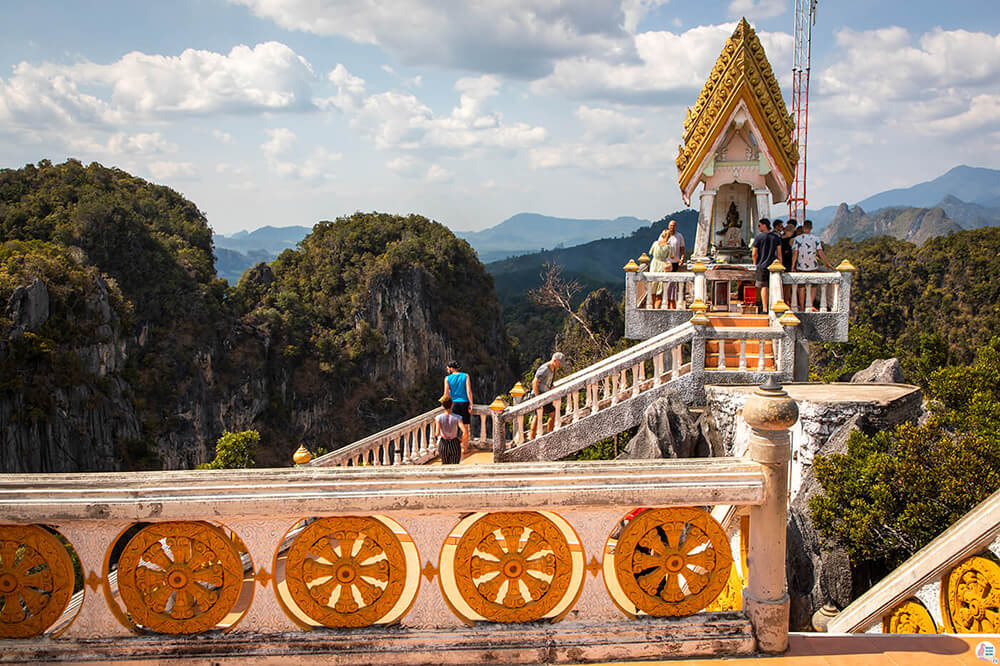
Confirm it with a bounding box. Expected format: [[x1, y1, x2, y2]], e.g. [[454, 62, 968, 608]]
[[676, 18, 799, 201]]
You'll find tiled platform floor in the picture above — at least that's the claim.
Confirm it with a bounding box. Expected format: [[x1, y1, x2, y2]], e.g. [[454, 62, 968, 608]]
[[593, 633, 1000, 665]]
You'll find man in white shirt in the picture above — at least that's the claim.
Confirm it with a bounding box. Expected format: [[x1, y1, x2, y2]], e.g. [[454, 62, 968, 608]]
[[790, 220, 833, 311]]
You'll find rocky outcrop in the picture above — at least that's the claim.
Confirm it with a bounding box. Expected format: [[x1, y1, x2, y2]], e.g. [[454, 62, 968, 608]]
[[5, 278, 49, 338], [618, 392, 717, 459], [786, 415, 864, 629], [821, 203, 963, 245], [851, 357, 905, 384]]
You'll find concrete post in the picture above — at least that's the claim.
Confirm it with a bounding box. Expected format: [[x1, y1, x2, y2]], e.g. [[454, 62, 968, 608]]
[[754, 189, 771, 223], [742, 379, 798, 654], [693, 189, 717, 259]]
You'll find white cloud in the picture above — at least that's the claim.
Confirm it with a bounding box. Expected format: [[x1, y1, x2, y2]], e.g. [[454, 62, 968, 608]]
[[575, 105, 641, 143], [68, 131, 177, 156], [424, 164, 454, 183], [261, 127, 296, 156], [0, 42, 317, 127], [727, 0, 787, 20], [324, 65, 548, 153], [213, 129, 235, 143], [230, 0, 635, 78], [148, 161, 198, 180], [816, 27, 1000, 133], [531, 24, 793, 105]]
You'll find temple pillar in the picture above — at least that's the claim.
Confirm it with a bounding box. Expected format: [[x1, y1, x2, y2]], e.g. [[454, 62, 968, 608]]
[[754, 189, 771, 222], [693, 188, 717, 259], [742, 380, 797, 654]]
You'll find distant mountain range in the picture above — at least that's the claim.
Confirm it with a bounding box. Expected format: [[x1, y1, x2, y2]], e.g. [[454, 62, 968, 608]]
[[211, 214, 653, 283], [809, 165, 1000, 244], [456, 213, 650, 264], [486, 211, 698, 298]]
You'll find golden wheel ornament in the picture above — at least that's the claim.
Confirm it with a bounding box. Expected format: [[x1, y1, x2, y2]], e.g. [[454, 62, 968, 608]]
[[941, 555, 1000, 633], [0, 525, 75, 638], [283, 516, 409, 628], [882, 598, 936, 634], [116, 522, 244, 634], [448, 511, 577, 623], [611, 508, 732, 617]]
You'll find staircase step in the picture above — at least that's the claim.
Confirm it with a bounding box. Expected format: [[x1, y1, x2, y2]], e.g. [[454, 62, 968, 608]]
[[706, 314, 770, 327]]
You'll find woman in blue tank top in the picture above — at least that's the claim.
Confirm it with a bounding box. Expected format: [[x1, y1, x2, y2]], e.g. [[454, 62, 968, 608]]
[[443, 361, 473, 453]]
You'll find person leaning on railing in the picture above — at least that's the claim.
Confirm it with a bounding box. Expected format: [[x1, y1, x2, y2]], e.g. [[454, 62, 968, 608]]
[[528, 352, 566, 439]]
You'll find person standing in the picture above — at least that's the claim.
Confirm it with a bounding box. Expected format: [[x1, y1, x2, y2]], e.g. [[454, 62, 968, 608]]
[[434, 397, 462, 465], [791, 220, 833, 310], [443, 361, 473, 453], [751, 218, 781, 313], [648, 228, 672, 309], [528, 352, 566, 439], [665, 219, 686, 309]]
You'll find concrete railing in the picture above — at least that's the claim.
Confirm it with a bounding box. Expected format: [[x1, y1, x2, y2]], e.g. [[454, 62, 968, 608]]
[[828, 487, 1000, 635], [493, 324, 696, 459], [631, 270, 696, 311], [0, 392, 797, 662], [310, 405, 494, 467]]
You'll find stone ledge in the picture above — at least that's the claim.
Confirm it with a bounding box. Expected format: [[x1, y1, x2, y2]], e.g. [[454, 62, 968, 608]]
[[4, 614, 754, 664]]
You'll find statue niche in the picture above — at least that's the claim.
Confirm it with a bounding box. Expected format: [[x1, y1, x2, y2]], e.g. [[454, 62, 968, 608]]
[[717, 201, 743, 248]]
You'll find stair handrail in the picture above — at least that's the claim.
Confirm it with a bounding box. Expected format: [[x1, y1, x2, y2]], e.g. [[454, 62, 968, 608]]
[[503, 324, 696, 418], [553, 322, 696, 388]]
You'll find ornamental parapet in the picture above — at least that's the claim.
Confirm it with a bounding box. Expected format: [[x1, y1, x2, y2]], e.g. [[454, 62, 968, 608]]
[[828, 486, 1000, 636], [0, 456, 793, 661]]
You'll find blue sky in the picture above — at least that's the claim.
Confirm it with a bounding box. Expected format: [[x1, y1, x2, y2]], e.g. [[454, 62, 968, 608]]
[[1, 1, 998, 234]]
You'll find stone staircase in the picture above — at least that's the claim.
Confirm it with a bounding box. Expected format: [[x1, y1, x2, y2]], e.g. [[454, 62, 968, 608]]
[[312, 313, 796, 467]]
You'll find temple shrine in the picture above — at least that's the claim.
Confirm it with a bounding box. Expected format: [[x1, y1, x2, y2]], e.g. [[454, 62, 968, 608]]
[[678, 18, 798, 263]]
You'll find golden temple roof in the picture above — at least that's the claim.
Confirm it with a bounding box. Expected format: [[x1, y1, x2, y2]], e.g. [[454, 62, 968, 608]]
[[676, 18, 799, 199]]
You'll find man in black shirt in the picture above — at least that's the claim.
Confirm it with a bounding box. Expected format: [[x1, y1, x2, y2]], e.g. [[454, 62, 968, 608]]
[[752, 218, 781, 313]]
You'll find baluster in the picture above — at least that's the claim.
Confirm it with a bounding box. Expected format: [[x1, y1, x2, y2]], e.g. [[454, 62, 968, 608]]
[[571, 391, 579, 422], [805, 284, 813, 312], [717, 339, 726, 370], [819, 283, 828, 312], [790, 283, 798, 311], [428, 423, 438, 456], [832, 282, 840, 312], [553, 396, 563, 430], [515, 414, 524, 444], [417, 427, 427, 457], [611, 373, 620, 405], [738, 339, 747, 371], [653, 353, 663, 386], [534, 406, 544, 440], [372, 443, 381, 466], [758, 338, 766, 371], [603, 376, 611, 404]]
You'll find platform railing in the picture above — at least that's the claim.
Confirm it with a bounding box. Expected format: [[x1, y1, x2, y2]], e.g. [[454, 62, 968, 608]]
[[0, 392, 797, 662]]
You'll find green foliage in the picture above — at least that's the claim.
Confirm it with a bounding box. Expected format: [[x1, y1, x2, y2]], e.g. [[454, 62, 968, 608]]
[[816, 229, 1000, 381], [197, 430, 260, 469], [810, 338, 1000, 572]]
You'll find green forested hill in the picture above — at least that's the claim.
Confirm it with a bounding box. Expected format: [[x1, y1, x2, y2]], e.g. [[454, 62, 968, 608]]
[[487, 209, 697, 367], [817, 227, 1000, 381], [0, 160, 514, 471]]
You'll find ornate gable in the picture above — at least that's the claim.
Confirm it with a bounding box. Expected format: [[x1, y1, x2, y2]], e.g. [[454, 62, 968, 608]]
[[676, 19, 798, 201]]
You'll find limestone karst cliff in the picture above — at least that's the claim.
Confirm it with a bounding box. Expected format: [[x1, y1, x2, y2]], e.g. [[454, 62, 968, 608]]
[[0, 160, 515, 472]]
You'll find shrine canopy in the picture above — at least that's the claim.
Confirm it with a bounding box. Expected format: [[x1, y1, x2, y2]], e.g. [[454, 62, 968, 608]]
[[676, 19, 799, 257]]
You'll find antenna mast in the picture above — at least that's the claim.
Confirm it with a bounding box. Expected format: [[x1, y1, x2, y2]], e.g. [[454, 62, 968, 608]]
[[788, 0, 817, 222]]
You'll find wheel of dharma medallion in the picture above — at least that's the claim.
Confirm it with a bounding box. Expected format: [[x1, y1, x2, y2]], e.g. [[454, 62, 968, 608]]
[[116, 522, 244, 634], [283, 516, 408, 628], [450, 511, 576, 623], [612, 507, 732, 617], [0, 525, 75, 638], [942, 555, 1000, 633], [882, 598, 937, 634]]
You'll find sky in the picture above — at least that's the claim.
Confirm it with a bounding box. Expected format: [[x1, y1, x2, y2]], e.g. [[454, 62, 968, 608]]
[[1, 1, 998, 235]]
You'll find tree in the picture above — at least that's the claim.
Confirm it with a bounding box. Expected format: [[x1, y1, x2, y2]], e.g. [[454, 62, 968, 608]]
[[529, 263, 612, 359], [809, 338, 1000, 574], [197, 430, 260, 469]]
